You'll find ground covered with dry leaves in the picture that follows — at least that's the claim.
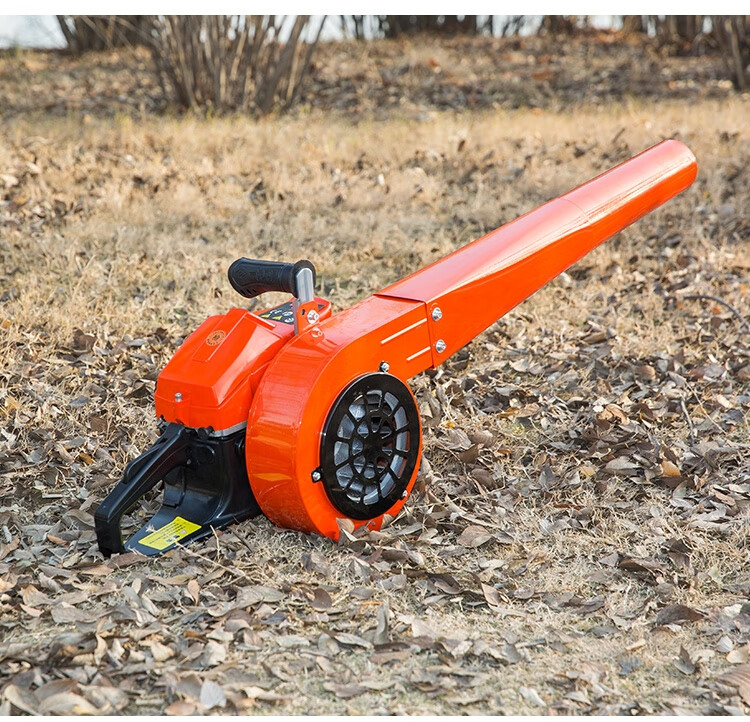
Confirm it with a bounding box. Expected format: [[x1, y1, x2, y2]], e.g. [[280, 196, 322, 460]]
[[0, 36, 749, 715]]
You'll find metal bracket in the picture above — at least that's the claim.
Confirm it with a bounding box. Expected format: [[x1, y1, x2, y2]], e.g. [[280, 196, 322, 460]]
[[293, 266, 318, 334]]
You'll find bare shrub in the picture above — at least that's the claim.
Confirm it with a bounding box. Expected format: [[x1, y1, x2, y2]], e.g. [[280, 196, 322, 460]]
[[621, 15, 749, 90], [339, 15, 367, 40], [538, 16, 587, 36], [146, 15, 323, 115], [652, 15, 707, 48], [377, 16, 480, 38], [338, 15, 529, 39], [712, 16, 749, 90], [495, 16, 530, 37], [56, 16, 150, 53]]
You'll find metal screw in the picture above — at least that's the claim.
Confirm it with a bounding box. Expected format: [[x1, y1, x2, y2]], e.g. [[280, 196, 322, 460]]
[[311, 470, 322, 482], [431, 307, 443, 321], [308, 310, 320, 323], [435, 339, 446, 353], [174, 393, 183, 403], [379, 361, 390, 373], [401, 489, 408, 499]]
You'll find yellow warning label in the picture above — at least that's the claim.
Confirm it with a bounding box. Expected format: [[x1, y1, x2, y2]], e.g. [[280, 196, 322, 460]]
[[139, 517, 201, 551]]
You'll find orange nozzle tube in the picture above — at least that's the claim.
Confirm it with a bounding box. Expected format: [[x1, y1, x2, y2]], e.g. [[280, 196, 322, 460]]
[[378, 139, 698, 368]]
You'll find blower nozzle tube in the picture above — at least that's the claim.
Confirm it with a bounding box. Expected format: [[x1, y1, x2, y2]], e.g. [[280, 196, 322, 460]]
[[377, 139, 698, 366]]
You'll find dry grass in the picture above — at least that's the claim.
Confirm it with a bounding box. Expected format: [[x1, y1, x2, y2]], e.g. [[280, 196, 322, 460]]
[[1, 70, 749, 715]]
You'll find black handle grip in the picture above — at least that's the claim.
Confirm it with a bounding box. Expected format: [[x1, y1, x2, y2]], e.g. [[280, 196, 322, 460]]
[[228, 258, 316, 299]]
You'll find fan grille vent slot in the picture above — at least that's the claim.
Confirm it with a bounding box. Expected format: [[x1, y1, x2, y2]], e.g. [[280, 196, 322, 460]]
[[320, 374, 420, 520]]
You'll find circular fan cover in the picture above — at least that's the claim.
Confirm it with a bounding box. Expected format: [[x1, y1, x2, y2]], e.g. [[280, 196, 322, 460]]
[[319, 373, 420, 520]]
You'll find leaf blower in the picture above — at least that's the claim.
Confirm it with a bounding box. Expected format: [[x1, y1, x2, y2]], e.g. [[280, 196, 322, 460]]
[[95, 140, 697, 556]]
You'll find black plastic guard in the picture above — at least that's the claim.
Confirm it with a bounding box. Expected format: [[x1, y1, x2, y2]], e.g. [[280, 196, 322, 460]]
[[94, 423, 261, 557]]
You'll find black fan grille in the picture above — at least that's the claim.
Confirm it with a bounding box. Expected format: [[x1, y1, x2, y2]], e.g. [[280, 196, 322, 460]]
[[320, 374, 420, 520]]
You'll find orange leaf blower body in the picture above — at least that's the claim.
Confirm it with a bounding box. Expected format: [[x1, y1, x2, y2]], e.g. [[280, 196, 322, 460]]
[[95, 140, 697, 556]]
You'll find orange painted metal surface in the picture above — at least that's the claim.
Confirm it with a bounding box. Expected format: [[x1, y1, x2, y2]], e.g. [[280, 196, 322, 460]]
[[378, 139, 697, 367], [246, 295, 428, 537], [155, 299, 331, 431], [247, 140, 697, 538]]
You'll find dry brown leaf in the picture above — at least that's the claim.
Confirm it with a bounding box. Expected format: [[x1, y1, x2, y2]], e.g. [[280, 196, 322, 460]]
[[50, 603, 93, 624], [619, 557, 666, 576], [481, 583, 501, 607], [38, 692, 99, 715], [323, 682, 368, 699], [200, 641, 227, 667], [150, 640, 175, 662], [331, 632, 372, 649], [458, 444, 480, 464], [655, 604, 705, 626], [727, 644, 750, 664], [674, 645, 696, 675], [605, 457, 638, 473], [0, 574, 17, 594], [410, 618, 439, 639], [719, 663, 750, 705], [199, 680, 226, 709], [445, 427, 472, 450], [336, 518, 356, 537], [301, 551, 331, 576], [165, 700, 198, 715], [242, 686, 291, 702], [660, 459, 681, 477], [635, 364, 656, 381], [457, 524, 492, 548], [468, 429, 495, 447], [20, 603, 44, 618], [93, 635, 108, 665], [187, 578, 200, 605], [78, 564, 113, 577], [471, 468, 497, 489], [518, 686, 545, 707], [22, 584, 52, 607], [81, 684, 128, 713], [35, 679, 78, 702], [310, 587, 332, 611], [3, 685, 39, 715], [236, 585, 284, 604], [373, 603, 390, 646]]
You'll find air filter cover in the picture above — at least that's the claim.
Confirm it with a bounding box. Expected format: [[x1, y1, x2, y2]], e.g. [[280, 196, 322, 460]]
[[319, 373, 421, 520]]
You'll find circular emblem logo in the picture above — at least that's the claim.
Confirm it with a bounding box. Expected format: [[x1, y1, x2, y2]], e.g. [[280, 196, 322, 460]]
[[206, 330, 226, 346]]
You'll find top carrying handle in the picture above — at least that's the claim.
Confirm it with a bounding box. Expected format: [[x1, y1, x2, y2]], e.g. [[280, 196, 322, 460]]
[[228, 258, 316, 299]]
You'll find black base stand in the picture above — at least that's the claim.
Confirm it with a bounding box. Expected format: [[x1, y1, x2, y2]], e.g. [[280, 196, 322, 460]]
[[94, 424, 261, 557]]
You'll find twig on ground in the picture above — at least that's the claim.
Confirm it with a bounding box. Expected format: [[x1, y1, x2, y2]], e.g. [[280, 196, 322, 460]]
[[684, 380, 726, 436], [680, 294, 750, 331], [174, 539, 252, 582], [229, 527, 258, 554], [680, 396, 696, 444], [212, 525, 222, 560]]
